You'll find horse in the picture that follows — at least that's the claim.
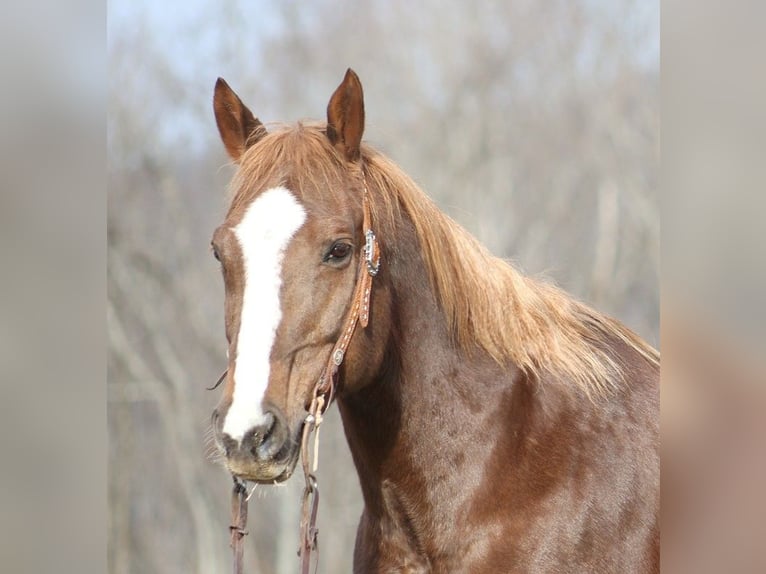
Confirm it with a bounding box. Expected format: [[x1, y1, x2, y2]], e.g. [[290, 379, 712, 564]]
[[208, 68, 659, 573]]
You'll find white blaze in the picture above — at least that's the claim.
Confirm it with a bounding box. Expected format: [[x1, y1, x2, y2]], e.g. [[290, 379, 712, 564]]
[[223, 186, 306, 442]]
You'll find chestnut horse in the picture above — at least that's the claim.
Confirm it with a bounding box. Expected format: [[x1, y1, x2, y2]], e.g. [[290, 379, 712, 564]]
[[209, 69, 659, 573]]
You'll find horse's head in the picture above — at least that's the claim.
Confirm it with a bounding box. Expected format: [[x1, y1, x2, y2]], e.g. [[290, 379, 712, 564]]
[[209, 70, 390, 482]]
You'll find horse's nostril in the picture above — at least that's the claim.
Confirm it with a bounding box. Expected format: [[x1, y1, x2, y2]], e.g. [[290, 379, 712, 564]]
[[220, 434, 235, 458], [252, 411, 287, 458], [243, 412, 274, 452], [262, 412, 276, 440]]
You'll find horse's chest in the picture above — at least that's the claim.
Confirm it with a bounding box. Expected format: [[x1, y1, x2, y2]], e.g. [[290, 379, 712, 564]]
[[354, 481, 472, 573], [354, 508, 429, 573]]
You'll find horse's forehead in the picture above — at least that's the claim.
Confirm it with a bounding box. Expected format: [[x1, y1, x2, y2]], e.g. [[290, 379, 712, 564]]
[[223, 167, 359, 233], [223, 183, 303, 225], [232, 186, 307, 236], [214, 185, 310, 263]]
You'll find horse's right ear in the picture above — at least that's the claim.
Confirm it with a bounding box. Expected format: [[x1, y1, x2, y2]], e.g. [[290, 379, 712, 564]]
[[326, 68, 365, 162], [213, 78, 267, 162]]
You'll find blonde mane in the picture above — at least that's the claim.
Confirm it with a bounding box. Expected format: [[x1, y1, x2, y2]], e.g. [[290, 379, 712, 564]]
[[234, 123, 660, 397]]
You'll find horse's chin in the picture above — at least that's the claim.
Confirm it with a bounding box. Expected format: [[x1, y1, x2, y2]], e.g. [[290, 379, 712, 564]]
[[226, 448, 300, 484]]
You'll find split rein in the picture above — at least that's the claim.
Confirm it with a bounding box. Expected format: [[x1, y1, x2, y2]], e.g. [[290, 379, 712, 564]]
[[214, 184, 381, 574]]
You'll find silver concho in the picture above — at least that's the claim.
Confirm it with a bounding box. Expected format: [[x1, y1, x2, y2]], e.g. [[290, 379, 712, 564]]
[[332, 348, 345, 366], [364, 229, 380, 276]]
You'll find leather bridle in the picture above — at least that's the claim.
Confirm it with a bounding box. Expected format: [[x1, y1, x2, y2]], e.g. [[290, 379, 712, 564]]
[[309, 181, 381, 417], [297, 181, 380, 574], [222, 179, 381, 574]]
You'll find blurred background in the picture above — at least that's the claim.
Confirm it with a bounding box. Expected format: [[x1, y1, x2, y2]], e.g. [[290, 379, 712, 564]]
[[108, 1, 659, 572]]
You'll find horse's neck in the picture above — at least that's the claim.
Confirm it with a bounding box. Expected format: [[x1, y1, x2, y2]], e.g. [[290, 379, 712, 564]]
[[336, 220, 528, 549]]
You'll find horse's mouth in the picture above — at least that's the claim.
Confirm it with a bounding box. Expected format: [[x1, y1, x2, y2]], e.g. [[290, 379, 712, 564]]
[[227, 460, 297, 483], [225, 450, 299, 483]]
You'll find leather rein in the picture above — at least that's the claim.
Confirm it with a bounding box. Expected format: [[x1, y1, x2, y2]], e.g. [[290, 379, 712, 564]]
[[219, 181, 381, 574]]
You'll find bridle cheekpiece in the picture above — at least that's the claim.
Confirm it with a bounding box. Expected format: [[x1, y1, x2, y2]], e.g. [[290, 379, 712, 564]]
[[295, 175, 380, 573]]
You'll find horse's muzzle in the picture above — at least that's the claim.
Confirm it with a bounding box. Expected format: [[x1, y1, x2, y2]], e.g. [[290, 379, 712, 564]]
[[212, 407, 299, 482]]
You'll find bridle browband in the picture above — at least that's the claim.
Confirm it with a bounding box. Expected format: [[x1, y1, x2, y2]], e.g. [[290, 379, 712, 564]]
[[219, 176, 381, 574]]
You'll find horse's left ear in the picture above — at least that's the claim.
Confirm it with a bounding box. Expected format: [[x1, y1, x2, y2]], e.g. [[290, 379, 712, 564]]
[[326, 68, 365, 162]]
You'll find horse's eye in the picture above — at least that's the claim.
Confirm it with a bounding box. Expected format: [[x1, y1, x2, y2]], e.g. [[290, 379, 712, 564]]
[[325, 242, 352, 262], [211, 243, 221, 262]]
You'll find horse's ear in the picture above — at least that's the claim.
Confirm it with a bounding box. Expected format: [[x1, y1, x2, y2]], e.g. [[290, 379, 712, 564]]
[[213, 78, 267, 162], [326, 68, 365, 162]]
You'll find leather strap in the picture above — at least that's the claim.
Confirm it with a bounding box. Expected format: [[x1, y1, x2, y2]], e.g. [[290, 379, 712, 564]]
[[230, 478, 248, 574], [313, 187, 380, 407], [298, 183, 380, 573]]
